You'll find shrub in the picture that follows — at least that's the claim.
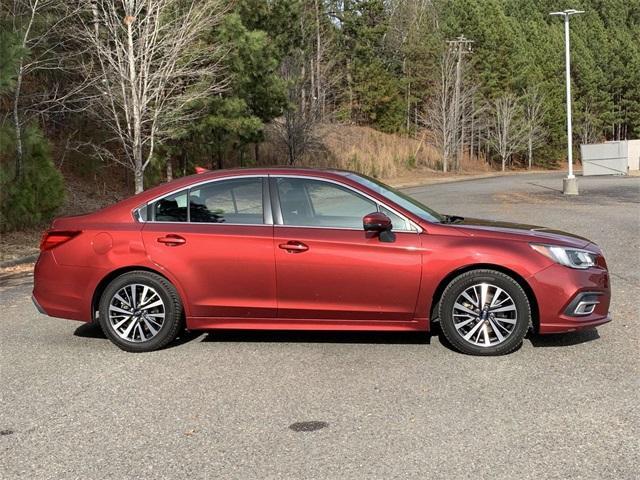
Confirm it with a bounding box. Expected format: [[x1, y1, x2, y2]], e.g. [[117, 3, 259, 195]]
[[0, 126, 65, 232]]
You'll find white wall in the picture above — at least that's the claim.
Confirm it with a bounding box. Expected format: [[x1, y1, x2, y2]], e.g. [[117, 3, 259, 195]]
[[628, 139, 640, 171]]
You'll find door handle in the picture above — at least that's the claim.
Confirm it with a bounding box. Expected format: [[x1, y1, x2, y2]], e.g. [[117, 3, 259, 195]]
[[278, 241, 309, 253], [157, 234, 186, 246]]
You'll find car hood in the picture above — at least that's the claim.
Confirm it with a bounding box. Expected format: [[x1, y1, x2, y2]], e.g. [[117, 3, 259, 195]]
[[444, 217, 592, 248]]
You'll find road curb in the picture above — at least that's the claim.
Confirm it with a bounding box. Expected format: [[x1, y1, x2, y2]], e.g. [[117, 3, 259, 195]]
[[0, 254, 38, 269]]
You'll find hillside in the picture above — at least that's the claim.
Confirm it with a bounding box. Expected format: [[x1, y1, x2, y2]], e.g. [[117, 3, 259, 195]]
[[0, 124, 500, 263]]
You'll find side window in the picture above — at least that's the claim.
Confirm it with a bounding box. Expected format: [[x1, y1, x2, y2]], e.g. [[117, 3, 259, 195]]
[[380, 205, 413, 231], [277, 178, 376, 228], [153, 190, 188, 222], [135, 205, 148, 222], [190, 178, 263, 224]]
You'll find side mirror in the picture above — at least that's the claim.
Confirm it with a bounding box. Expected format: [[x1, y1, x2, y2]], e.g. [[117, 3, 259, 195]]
[[363, 212, 395, 242], [363, 212, 392, 232]]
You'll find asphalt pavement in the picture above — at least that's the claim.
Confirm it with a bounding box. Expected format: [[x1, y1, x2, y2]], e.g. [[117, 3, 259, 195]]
[[1, 172, 638, 480]]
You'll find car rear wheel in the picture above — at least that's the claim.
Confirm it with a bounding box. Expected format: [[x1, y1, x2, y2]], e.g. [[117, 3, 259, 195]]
[[438, 269, 531, 356], [98, 271, 183, 352]]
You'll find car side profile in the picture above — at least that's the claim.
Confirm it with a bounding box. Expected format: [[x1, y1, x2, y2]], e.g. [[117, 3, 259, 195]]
[[32, 168, 611, 355]]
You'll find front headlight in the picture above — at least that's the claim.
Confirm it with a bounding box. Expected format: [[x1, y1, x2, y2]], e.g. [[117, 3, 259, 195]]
[[530, 243, 597, 269]]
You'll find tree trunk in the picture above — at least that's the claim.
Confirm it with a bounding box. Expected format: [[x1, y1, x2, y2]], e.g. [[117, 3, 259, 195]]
[[310, 58, 315, 111], [287, 121, 296, 166], [346, 59, 354, 122], [459, 114, 465, 172], [13, 64, 24, 180], [300, 63, 306, 120], [254, 142, 260, 164], [314, 0, 323, 120], [528, 137, 533, 169], [470, 99, 475, 162], [134, 162, 144, 194], [166, 159, 173, 182], [288, 142, 295, 166], [217, 145, 223, 170], [91, 1, 100, 37], [406, 80, 411, 132], [126, 17, 144, 194]]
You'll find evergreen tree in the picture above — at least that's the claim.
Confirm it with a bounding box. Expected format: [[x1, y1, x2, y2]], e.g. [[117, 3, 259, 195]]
[[167, 2, 287, 170]]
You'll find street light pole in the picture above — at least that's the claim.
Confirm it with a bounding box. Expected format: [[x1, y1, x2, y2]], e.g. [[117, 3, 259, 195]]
[[550, 9, 584, 195]]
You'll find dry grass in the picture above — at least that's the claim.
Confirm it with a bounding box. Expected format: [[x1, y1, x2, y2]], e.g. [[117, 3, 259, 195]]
[[323, 126, 437, 177], [259, 124, 491, 179], [0, 229, 42, 262], [57, 168, 130, 218]]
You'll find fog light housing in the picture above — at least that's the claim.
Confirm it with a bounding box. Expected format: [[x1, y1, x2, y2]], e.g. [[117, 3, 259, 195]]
[[564, 292, 601, 317]]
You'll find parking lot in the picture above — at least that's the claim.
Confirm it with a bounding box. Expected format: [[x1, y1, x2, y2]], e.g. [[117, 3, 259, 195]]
[[1, 172, 638, 479]]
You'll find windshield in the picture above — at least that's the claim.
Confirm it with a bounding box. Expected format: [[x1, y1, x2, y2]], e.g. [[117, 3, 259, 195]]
[[346, 173, 444, 223]]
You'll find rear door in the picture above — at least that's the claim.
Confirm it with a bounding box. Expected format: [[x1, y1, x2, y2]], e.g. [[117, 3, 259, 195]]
[[141, 176, 276, 318], [272, 176, 422, 322]]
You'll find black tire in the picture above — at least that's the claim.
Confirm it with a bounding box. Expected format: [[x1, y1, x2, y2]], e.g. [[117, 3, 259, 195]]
[[438, 269, 531, 356], [98, 271, 184, 352]]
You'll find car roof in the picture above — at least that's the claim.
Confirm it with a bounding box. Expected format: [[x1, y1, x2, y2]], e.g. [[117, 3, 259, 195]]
[[146, 167, 355, 196], [195, 166, 354, 177]]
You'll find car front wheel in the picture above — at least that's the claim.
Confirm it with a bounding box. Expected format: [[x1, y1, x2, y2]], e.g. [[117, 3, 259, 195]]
[[98, 271, 184, 352], [438, 269, 531, 356]]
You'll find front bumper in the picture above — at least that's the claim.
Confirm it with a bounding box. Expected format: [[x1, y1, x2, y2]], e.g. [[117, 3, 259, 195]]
[[529, 263, 611, 334], [540, 312, 612, 334]]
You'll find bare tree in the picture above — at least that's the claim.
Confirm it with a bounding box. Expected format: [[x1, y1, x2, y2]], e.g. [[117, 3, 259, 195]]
[[486, 94, 527, 171], [304, 0, 339, 123], [385, 0, 438, 131], [522, 86, 546, 169], [76, 0, 228, 193], [577, 102, 601, 145], [419, 49, 475, 172], [4, 0, 83, 179], [272, 53, 320, 166]]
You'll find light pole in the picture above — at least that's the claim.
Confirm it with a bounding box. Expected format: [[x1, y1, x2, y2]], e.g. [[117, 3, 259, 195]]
[[550, 9, 584, 195]]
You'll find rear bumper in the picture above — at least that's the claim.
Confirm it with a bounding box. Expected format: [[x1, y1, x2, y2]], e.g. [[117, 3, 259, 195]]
[[530, 263, 612, 334], [31, 294, 47, 315], [32, 251, 101, 322]]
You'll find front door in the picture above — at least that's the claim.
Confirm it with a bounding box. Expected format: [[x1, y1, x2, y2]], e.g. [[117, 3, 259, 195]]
[[141, 176, 276, 318], [272, 177, 422, 321]]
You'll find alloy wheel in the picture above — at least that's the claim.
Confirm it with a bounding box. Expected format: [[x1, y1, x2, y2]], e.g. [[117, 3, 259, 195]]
[[451, 282, 518, 347], [108, 283, 166, 343]]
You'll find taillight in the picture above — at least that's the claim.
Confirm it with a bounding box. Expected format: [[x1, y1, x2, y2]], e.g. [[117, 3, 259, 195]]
[[39, 230, 81, 251]]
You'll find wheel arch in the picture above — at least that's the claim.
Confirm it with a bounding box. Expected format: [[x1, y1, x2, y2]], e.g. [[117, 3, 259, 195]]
[[91, 265, 187, 321], [429, 263, 539, 332]]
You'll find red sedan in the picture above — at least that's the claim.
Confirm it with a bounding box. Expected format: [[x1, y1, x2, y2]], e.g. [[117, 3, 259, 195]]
[[32, 168, 611, 355]]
